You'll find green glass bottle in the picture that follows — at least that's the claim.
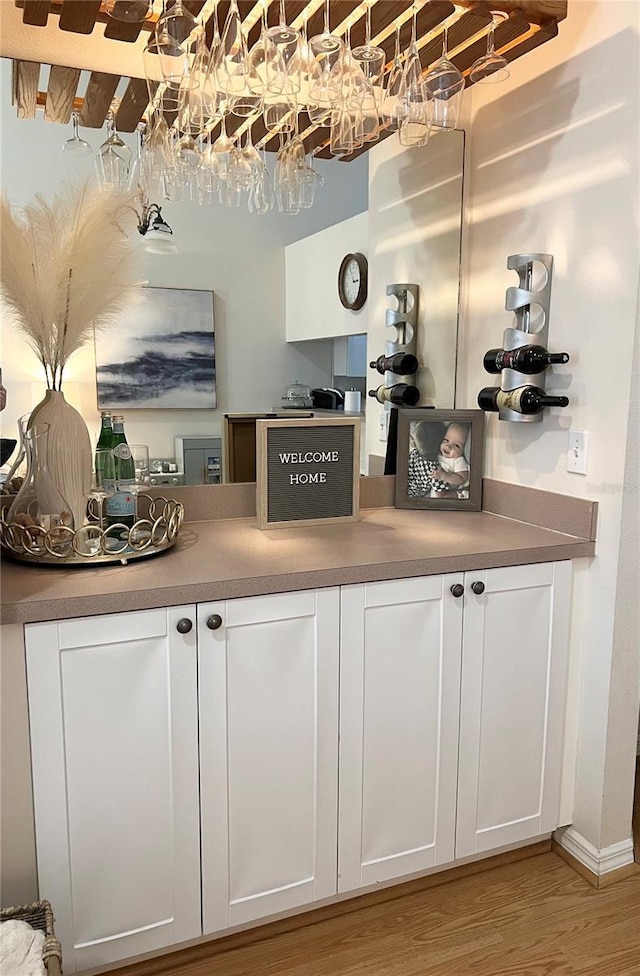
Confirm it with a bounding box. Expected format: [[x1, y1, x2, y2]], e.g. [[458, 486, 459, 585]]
[[95, 411, 113, 486], [104, 415, 136, 529]]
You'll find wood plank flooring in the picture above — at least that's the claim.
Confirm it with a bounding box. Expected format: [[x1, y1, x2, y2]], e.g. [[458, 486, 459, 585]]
[[105, 851, 640, 976]]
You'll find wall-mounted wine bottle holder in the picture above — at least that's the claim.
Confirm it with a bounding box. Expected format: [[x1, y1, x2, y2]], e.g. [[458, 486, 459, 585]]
[[498, 252, 555, 423], [368, 283, 420, 409]]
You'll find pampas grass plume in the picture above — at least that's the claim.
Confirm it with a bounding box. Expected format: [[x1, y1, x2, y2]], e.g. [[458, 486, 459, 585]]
[[1, 182, 142, 390]]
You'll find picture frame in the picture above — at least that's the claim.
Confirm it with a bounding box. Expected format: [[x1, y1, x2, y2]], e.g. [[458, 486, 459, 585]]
[[395, 409, 484, 511], [256, 417, 361, 529], [94, 286, 216, 410]]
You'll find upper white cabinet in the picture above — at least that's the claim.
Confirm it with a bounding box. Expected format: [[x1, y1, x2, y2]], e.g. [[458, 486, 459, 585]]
[[25, 608, 201, 974], [285, 212, 368, 341], [339, 575, 463, 891], [197, 589, 340, 933], [456, 562, 572, 857]]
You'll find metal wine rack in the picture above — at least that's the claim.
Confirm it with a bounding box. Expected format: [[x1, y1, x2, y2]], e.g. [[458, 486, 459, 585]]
[[498, 252, 554, 424], [374, 282, 420, 409]]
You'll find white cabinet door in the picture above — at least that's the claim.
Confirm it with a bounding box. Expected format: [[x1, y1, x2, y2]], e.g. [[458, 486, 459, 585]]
[[338, 575, 463, 892], [198, 588, 340, 933], [25, 607, 201, 974], [456, 561, 572, 858]]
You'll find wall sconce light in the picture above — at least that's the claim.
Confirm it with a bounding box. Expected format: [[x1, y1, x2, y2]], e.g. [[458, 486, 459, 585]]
[[137, 200, 178, 254]]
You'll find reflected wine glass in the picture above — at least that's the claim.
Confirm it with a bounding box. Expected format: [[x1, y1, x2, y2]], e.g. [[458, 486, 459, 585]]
[[63, 112, 92, 156], [90, 449, 112, 530], [352, 1, 385, 81], [469, 12, 510, 84], [423, 26, 465, 132]]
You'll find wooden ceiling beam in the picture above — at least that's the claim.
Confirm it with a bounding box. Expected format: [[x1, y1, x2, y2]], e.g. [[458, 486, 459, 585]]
[[115, 77, 149, 131], [44, 64, 81, 123], [78, 70, 121, 128], [12, 60, 41, 119], [20, 1, 51, 26], [58, 0, 102, 34]]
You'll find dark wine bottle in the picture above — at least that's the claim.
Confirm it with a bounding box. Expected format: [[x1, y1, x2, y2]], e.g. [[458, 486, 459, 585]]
[[368, 383, 420, 406], [477, 386, 569, 415], [483, 345, 570, 375], [370, 352, 419, 376]]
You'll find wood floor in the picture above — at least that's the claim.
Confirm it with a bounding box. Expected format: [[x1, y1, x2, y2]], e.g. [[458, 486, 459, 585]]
[[106, 851, 640, 976]]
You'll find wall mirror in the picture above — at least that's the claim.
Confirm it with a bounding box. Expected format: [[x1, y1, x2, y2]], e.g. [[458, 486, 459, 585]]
[[0, 60, 464, 488]]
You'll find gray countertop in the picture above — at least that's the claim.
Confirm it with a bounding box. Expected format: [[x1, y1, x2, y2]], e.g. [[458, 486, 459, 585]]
[[0, 506, 595, 625]]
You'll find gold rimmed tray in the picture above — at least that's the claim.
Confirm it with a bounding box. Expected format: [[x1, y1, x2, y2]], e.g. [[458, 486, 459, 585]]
[[0, 494, 183, 567]]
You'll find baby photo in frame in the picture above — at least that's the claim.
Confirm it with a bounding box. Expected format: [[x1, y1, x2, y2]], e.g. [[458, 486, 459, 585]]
[[395, 409, 484, 511]]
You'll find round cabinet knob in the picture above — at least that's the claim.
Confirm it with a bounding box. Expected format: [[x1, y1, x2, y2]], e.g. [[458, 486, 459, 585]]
[[450, 583, 464, 598], [471, 581, 485, 595], [176, 618, 193, 634], [206, 614, 223, 631]]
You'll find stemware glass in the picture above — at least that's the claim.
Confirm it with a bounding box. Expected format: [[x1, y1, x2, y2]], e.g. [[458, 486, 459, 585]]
[[90, 448, 112, 530], [266, 0, 300, 94], [95, 112, 132, 190], [352, 1, 385, 80], [469, 12, 510, 84], [380, 24, 404, 132], [155, 0, 198, 47], [104, 0, 152, 22], [423, 26, 465, 132], [247, 2, 286, 96], [62, 112, 92, 156], [127, 445, 150, 524], [3, 413, 29, 489], [309, 0, 343, 56], [213, 0, 249, 95]]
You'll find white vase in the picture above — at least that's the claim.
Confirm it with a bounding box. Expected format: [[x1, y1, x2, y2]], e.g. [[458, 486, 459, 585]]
[[29, 390, 92, 531]]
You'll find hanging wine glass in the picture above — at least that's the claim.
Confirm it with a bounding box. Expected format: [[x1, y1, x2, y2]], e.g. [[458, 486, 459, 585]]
[[155, 0, 198, 47], [104, 0, 152, 22], [238, 123, 263, 183], [95, 111, 132, 191], [62, 111, 92, 156], [266, 0, 301, 96], [423, 25, 465, 132], [309, 0, 343, 56], [247, 2, 286, 96], [395, 9, 429, 148], [143, 35, 187, 96], [263, 93, 297, 133], [213, 0, 249, 95], [352, 1, 385, 81], [469, 11, 510, 84], [380, 24, 404, 132]]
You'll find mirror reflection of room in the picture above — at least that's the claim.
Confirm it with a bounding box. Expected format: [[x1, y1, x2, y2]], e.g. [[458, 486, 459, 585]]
[[0, 63, 464, 486]]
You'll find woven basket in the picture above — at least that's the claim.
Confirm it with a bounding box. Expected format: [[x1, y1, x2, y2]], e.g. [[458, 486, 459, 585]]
[[0, 900, 62, 975]]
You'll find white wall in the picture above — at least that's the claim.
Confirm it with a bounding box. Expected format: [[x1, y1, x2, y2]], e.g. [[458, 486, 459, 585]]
[[0, 58, 368, 459], [285, 212, 368, 341], [459, 2, 640, 853], [365, 128, 465, 465]]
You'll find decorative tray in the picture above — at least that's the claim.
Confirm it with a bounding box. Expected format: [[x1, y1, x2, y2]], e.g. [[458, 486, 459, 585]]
[[0, 495, 183, 567]]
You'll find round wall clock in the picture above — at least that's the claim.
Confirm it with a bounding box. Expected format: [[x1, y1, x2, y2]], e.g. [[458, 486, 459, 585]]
[[338, 252, 368, 310]]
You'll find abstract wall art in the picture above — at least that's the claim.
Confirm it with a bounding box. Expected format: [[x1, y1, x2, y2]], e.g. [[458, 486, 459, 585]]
[[95, 287, 216, 409]]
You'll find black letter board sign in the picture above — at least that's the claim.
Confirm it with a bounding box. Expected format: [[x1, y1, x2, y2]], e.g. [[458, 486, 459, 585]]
[[256, 418, 361, 529]]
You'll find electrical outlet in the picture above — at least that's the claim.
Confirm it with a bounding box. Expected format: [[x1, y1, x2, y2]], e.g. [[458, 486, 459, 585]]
[[378, 410, 389, 443], [567, 430, 588, 475]]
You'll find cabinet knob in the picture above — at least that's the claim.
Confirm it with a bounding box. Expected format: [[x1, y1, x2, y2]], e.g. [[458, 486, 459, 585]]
[[450, 583, 464, 598], [471, 581, 485, 595], [176, 618, 193, 634], [206, 614, 223, 631]]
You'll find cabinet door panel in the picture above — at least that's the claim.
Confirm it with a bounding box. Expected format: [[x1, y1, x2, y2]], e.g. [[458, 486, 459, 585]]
[[26, 607, 201, 974], [339, 576, 463, 892], [456, 562, 571, 857], [199, 588, 339, 933]]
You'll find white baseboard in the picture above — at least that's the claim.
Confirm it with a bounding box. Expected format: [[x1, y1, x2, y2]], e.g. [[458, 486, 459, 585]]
[[554, 825, 635, 877]]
